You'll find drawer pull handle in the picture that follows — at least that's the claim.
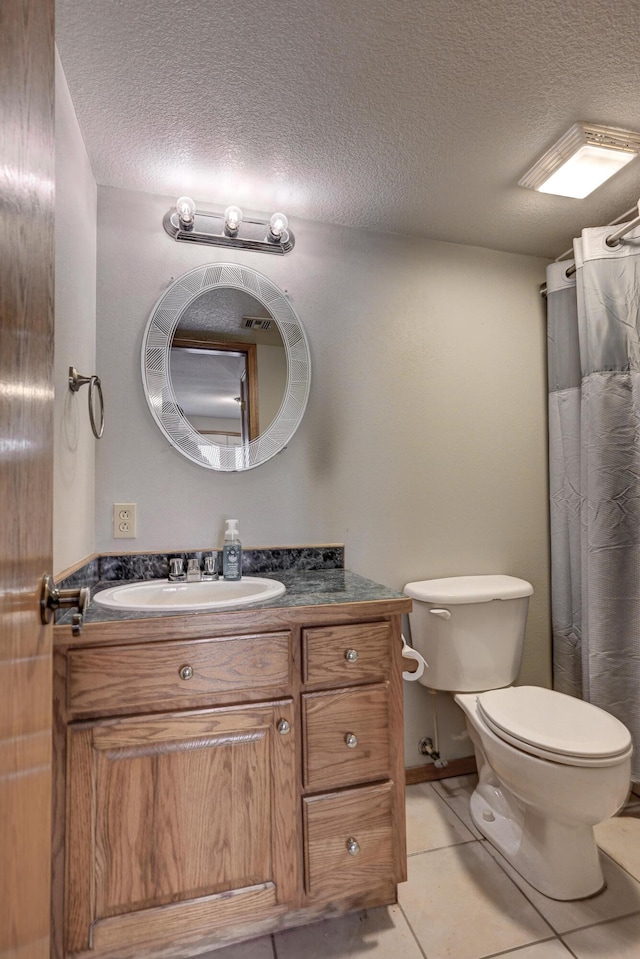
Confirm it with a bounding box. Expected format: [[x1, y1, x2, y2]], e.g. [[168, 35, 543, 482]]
[[179, 664, 194, 681], [346, 837, 360, 856], [277, 719, 291, 735], [344, 648, 359, 663], [344, 732, 358, 749]]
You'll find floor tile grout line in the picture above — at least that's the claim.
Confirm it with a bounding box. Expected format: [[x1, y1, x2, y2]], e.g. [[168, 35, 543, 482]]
[[470, 843, 560, 939], [420, 776, 484, 839], [407, 835, 479, 856], [396, 900, 431, 959], [557, 905, 640, 940], [464, 933, 566, 959], [557, 941, 581, 959], [429, 777, 486, 839], [598, 844, 640, 886], [269, 932, 277, 959]]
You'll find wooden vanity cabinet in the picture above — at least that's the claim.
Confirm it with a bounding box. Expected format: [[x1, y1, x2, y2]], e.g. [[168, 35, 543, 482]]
[[52, 604, 408, 959]]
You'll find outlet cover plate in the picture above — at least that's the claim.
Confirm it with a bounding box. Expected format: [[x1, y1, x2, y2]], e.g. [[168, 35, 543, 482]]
[[113, 503, 137, 538]]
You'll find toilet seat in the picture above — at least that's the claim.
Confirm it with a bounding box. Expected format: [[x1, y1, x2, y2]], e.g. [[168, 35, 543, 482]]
[[477, 686, 633, 768]]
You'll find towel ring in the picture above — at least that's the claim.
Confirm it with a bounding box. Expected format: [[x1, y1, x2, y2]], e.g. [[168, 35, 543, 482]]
[[68, 366, 105, 439]]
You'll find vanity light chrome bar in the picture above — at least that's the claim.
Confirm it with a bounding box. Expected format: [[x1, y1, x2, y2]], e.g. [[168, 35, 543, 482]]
[[163, 202, 295, 255]]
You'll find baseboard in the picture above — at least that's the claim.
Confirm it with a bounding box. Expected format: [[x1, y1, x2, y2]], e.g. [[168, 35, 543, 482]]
[[405, 756, 477, 785]]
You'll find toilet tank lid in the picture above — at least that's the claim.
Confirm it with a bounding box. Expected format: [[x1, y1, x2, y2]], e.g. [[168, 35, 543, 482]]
[[403, 575, 533, 604]]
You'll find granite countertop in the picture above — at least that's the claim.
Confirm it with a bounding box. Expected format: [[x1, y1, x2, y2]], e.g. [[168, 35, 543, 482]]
[[56, 568, 409, 627]]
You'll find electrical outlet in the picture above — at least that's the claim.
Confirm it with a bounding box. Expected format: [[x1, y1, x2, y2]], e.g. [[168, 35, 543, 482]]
[[113, 503, 137, 538]]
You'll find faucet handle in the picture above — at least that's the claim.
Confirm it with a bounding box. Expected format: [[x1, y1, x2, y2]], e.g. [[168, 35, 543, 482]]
[[203, 554, 219, 580], [169, 557, 184, 581]]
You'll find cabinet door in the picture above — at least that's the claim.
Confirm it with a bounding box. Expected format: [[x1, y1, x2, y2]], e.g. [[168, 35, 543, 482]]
[[65, 702, 297, 956]]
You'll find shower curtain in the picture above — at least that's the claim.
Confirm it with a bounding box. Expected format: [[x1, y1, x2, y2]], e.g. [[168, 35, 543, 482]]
[[547, 223, 640, 782]]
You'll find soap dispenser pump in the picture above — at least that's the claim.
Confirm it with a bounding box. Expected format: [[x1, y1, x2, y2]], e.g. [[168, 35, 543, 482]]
[[222, 519, 242, 580]]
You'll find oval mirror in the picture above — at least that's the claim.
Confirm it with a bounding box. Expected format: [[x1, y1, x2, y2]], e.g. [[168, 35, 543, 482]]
[[141, 263, 311, 471]]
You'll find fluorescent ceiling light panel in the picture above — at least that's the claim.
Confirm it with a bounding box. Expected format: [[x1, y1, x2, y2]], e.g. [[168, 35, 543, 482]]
[[519, 123, 640, 199]]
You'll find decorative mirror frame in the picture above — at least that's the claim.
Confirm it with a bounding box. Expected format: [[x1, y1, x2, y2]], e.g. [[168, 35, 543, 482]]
[[141, 263, 311, 471]]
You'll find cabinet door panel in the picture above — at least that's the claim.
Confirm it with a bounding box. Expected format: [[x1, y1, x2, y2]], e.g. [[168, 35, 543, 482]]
[[66, 702, 296, 954], [94, 728, 271, 916]]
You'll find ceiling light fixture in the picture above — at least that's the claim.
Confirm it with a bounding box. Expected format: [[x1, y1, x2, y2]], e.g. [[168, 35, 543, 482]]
[[518, 123, 640, 199], [163, 198, 295, 254]]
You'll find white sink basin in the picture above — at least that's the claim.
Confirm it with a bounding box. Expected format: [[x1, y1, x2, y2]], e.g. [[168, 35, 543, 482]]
[[92, 577, 286, 612]]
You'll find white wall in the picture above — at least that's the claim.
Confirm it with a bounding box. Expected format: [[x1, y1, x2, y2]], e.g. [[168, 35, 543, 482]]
[[95, 185, 551, 764], [54, 52, 97, 574]]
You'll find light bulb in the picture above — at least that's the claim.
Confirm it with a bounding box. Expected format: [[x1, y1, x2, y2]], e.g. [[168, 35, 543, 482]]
[[224, 205, 243, 236], [176, 196, 196, 227], [268, 212, 289, 241]]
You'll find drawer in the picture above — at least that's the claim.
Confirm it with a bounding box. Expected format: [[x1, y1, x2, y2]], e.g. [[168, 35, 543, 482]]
[[302, 684, 390, 790], [302, 622, 391, 688], [67, 632, 291, 714], [303, 782, 398, 899]]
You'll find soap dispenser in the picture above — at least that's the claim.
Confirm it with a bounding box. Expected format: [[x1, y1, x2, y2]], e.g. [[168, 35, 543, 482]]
[[222, 519, 242, 580]]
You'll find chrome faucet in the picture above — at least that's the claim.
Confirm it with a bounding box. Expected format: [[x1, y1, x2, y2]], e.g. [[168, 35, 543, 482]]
[[168, 557, 186, 582], [202, 554, 219, 581], [186, 558, 202, 582]]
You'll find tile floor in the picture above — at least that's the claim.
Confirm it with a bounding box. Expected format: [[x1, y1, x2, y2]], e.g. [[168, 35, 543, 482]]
[[202, 775, 640, 959]]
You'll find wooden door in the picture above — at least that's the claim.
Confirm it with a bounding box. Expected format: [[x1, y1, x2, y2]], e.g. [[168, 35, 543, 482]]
[[0, 1, 55, 958], [65, 702, 298, 956]]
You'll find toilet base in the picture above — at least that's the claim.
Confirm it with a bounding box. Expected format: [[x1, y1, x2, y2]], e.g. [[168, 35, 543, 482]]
[[469, 781, 605, 900]]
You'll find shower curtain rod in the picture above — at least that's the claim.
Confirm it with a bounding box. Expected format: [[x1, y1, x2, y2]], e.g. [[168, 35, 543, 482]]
[[540, 198, 640, 297]]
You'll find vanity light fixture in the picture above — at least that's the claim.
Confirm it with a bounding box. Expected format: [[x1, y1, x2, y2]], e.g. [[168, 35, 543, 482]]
[[518, 123, 640, 199], [163, 197, 295, 254]]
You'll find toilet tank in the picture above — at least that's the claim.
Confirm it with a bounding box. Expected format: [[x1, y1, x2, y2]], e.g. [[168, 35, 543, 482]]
[[403, 575, 533, 693]]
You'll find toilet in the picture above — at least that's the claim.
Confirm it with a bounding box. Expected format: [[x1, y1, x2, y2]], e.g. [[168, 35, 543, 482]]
[[403, 574, 633, 901]]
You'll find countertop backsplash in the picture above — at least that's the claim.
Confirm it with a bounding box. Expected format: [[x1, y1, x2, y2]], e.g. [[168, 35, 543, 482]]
[[57, 545, 345, 592]]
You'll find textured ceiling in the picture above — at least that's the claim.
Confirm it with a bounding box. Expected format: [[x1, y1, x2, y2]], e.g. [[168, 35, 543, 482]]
[[56, 0, 640, 259]]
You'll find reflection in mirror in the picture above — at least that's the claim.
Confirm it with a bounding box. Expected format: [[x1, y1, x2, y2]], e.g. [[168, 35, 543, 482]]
[[142, 263, 311, 471], [170, 341, 256, 445], [170, 287, 287, 446]]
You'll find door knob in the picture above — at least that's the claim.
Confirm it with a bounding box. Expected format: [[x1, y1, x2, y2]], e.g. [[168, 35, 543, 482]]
[[40, 575, 90, 636]]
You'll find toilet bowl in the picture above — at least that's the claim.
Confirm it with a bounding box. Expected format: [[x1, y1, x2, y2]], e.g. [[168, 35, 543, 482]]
[[456, 686, 632, 899], [404, 575, 633, 900]]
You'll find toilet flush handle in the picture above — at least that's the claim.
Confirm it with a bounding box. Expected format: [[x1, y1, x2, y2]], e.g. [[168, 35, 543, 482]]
[[429, 608, 452, 620]]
